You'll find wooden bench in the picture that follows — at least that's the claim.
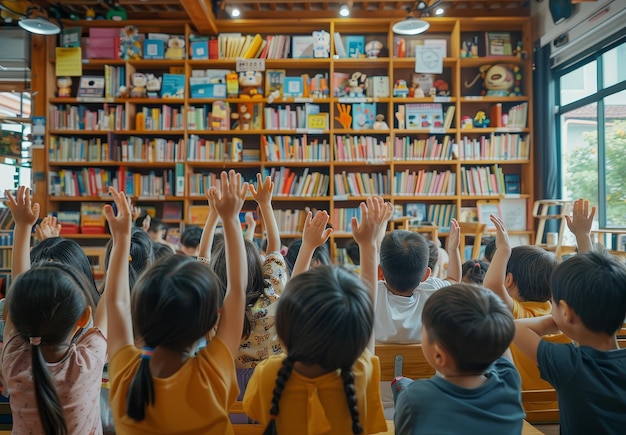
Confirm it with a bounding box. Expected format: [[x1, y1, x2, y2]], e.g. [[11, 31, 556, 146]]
[[375, 343, 435, 381], [521, 389, 559, 424]]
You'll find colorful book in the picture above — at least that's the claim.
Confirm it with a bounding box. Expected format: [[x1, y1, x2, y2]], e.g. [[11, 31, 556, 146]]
[[405, 104, 444, 130], [345, 35, 365, 58], [161, 74, 185, 99], [265, 69, 286, 98], [352, 103, 376, 130]]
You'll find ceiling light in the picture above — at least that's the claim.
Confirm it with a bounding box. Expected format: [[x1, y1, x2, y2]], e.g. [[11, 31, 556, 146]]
[[339, 4, 350, 17], [19, 17, 60, 35], [393, 17, 430, 35], [435, 7, 444, 16], [230, 7, 240, 18]]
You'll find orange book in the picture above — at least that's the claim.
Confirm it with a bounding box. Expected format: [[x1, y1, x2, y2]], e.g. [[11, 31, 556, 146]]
[[490, 103, 503, 128]]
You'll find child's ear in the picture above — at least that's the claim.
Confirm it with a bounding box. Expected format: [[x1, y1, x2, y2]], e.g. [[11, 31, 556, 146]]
[[421, 267, 432, 282], [504, 272, 515, 288], [559, 300, 580, 325], [77, 306, 92, 329], [432, 342, 448, 368]]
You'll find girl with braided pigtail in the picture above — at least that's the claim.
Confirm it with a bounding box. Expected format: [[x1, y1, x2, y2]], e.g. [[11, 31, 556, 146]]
[[245, 197, 392, 434]]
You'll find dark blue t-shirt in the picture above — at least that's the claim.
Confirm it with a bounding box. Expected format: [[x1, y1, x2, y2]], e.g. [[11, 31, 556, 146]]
[[394, 357, 524, 435], [538, 340, 626, 435]]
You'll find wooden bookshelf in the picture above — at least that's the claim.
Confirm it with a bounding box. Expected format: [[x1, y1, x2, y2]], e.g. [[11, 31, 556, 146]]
[[42, 16, 534, 256]]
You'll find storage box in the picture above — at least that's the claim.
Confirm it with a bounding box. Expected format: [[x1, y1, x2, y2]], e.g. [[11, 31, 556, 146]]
[[143, 39, 165, 59], [190, 78, 226, 98], [86, 28, 118, 59]]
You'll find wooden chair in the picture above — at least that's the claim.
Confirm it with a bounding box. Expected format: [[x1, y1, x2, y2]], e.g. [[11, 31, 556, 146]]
[[375, 343, 435, 382], [230, 401, 264, 435], [521, 389, 559, 424], [458, 222, 486, 262]]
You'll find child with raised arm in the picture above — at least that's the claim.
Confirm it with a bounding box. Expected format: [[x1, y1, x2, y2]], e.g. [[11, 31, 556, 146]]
[[393, 284, 524, 434], [243, 197, 390, 435], [2, 186, 107, 434], [106, 170, 248, 433]]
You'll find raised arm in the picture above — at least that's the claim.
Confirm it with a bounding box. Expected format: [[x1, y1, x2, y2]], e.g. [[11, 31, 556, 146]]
[[197, 195, 219, 262], [352, 196, 393, 353], [250, 174, 280, 254], [565, 198, 595, 254], [244, 211, 257, 242], [513, 315, 560, 365], [34, 215, 61, 241], [102, 187, 133, 357], [291, 210, 333, 278], [3, 186, 40, 340], [483, 214, 515, 312], [444, 218, 461, 283], [211, 170, 248, 357]]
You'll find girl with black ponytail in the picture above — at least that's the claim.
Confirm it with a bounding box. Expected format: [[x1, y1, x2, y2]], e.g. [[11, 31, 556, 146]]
[[243, 197, 391, 434]]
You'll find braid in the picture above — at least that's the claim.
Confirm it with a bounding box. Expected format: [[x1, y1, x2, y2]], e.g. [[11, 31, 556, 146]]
[[263, 357, 295, 435], [341, 368, 363, 435]]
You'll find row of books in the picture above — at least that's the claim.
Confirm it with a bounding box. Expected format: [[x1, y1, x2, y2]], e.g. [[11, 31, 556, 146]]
[[334, 135, 390, 162], [264, 167, 330, 197], [135, 105, 185, 131], [505, 102, 528, 129], [333, 171, 391, 197], [119, 169, 178, 198], [272, 209, 307, 234], [458, 134, 529, 160], [50, 104, 126, 131], [114, 137, 185, 162], [393, 37, 448, 59], [103, 65, 126, 98], [460, 165, 506, 196], [393, 135, 457, 161], [49, 137, 110, 162], [263, 104, 328, 130], [332, 207, 362, 233], [0, 248, 11, 269], [263, 135, 330, 162], [394, 169, 457, 197], [426, 203, 457, 228], [187, 136, 259, 162], [0, 229, 13, 245]]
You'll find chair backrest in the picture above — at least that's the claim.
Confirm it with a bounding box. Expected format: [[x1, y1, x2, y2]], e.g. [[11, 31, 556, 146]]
[[230, 401, 264, 435], [375, 343, 435, 382], [458, 222, 486, 262], [521, 388, 559, 424]]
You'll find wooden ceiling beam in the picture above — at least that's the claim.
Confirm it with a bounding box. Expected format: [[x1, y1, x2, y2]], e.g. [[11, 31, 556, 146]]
[[180, 0, 218, 34]]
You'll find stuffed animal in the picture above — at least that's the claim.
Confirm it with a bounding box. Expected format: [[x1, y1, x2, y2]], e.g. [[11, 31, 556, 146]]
[[56, 77, 72, 98], [238, 71, 264, 98], [464, 64, 522, 97], [433, 79, 450, 97], [372, 114, 389, 130], [347, 72, 367, 97], [146, 73, 162, 98], [119, 25, 142, 60], [313, 30, 331, 58], [226, 71, 239, 98], [165, 35, 186, 60], [130, 73, 147, 98], [365, 40, 383, 58]]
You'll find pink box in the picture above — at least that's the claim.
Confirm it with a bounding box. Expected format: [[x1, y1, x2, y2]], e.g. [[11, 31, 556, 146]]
[[86, 37, 117, 59], [89, 28, 118, 39]]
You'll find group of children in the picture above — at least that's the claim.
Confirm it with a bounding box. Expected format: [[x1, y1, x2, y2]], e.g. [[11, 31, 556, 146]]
[[1, 176, 625, 434]]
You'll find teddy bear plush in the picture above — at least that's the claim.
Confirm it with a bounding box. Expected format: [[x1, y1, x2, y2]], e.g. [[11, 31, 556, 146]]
[[130, 73, 147, 98], [464, 64, 522, 97], [56, 77, 72, 98], [238, 71, 264, 98], [165, 36, 186, 60], [347, 72, 367, 97]]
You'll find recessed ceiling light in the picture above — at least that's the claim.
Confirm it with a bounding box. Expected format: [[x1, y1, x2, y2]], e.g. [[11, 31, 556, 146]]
[[435, 7, 444, 16], [230, 7, 240, 18], [339, 4, 350, 17]]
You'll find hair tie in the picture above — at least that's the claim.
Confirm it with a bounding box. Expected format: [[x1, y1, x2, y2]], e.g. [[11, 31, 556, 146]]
[[141, 347, 155, 360], [128, 255, 133, 263], [29, 336, 42, 346], [269, 414, 277, 420]]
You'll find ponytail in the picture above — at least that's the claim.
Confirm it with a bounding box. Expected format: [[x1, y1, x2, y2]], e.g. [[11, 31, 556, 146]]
[[126, 347, 156, 421], [341, 368, 363, 435], [263, 356, 295, 435], [31, 342, 67, 435]]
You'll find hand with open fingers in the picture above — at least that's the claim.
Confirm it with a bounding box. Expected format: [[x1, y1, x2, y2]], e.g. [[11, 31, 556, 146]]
[[447, 218, 461, 250], [35, 215, 62, 240], [334, 103, 352, 129], [103, 187, 132, 243], [208, 170, 248, 220], [352, 196, 386, 246], [203, 190, 220, 227], [4, 186, 40, 227], [490, 214, 511, 251], [249, 173, 274, 206], [302, 210, 333, 249], [381, 200, 394, 226], [565, 198, 595, 237]]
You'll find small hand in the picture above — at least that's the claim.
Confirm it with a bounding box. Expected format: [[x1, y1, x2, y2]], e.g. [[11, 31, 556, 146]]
[[208, 170, 248, 220], [565, 198, 595, 237], [35, 215, 62, 241], [352, 196, 386, 246], [103, 187, 132, 243], [204, 190, 219, 227], [301, 210, 333, 249], [249, 173, 274, 207], [447, 218, 460, 250], [334, 103, 352, 129], [490, 214, 511, 252], [4, 186, 40, 227]]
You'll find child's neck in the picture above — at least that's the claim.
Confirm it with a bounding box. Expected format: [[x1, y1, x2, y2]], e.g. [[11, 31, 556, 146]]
[[149, 347, 192, 378], [441, 371, 488, 389], [571, 331, 620, 351], [384, 282, 412, 297], [293, 361, 335, 378]]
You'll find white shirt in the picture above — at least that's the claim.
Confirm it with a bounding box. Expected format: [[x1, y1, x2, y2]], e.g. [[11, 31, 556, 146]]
[[374, 277, 450, 344]]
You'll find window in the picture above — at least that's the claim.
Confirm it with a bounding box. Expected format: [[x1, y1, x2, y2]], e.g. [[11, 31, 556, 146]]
[[557, 39, 626, 228], [0, 91, 32, 192]]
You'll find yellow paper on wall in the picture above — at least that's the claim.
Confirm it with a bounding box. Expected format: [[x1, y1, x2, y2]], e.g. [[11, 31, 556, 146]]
[[55, 47, 83, 76]]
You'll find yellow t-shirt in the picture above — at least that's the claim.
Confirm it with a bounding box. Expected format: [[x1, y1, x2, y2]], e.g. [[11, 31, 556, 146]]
[[243, 349, 388, 435], [109, 336, 238, 434], [511, 300, 571, 411]]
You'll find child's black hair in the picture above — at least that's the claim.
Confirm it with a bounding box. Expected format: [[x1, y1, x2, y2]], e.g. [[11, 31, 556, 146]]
[[284, 239, 331, 274], [30, 237, 100, 303], [427, 240, 440, 271], [461, 259, 489, 284], [104, 227, 154, 292], [126, 254, 224, 421], [346, 240, 360, 265], [422, 283, 514, 373], [180, 226, 203, 249], [151, 241, 175, 261], [263, 266, 373, 435], [380, 230, 429, 293], [483, 238, 497, 263], [506, 246, 559, 302], [551, 250, 626, 336], [147, 217, 166, 235], [210, 238, 265, 339], [8, 262, 96, 435]]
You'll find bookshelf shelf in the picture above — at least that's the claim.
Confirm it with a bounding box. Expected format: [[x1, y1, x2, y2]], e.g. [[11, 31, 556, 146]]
[[42, 16, 535, 256]]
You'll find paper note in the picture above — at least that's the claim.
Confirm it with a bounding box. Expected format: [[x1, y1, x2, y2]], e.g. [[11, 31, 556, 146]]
[[414, 45, 444, 74], [55, 47, 83, 77]]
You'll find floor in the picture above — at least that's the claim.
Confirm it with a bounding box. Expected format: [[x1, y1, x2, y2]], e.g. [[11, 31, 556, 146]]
[[532, 424, 560, 435]]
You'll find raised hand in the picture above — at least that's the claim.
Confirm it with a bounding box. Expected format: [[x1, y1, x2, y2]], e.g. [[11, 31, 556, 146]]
[[35, 215, 62, 241], [208, 170, 248, 220], [565, 198, 595, 237], [490, 214, 511, 252], [249, 173, 274, 206], [103, 187, 132, 243], [447, 218, 461, 250], [352, 196, 389, 247], [4, 186, 39, 228], [301, 210, 333, 249]]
